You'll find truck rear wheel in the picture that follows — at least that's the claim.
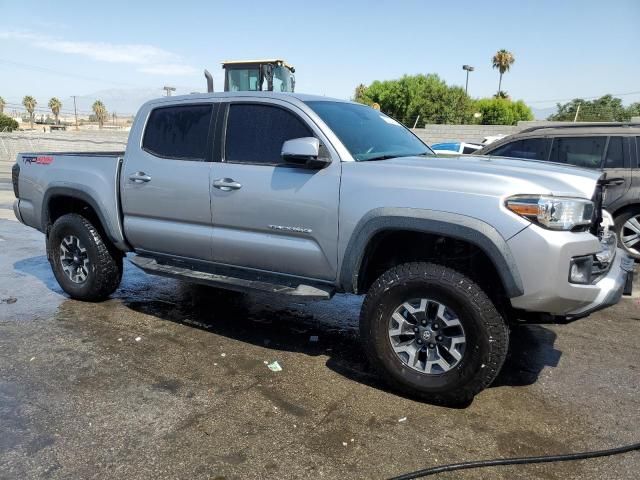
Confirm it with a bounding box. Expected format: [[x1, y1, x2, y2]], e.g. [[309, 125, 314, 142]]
[[48, 213, 123, 301], [360, 262, 508, 405]]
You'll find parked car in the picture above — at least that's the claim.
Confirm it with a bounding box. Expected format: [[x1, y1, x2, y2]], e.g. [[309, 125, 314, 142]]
[[481, 134, 507, 145], [431, 141, 483, 155], [12, 94, 634, 404], [477, 123, 640, 259]]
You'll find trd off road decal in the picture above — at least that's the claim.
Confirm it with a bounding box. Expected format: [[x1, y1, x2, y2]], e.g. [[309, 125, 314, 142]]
[[23, 156, 54, 165]]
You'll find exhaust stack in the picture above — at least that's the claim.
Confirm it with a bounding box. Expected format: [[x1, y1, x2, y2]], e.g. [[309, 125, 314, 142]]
[[204, 69, 214, 93]]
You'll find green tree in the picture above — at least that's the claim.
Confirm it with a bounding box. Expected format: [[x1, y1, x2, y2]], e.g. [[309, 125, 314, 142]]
[[492, 49, 515, 96], [355, 74, 475, 126], [625, 102, 640, 119], [0, 96, 5, 115], [92, 100, 107, 129], [0, 113, 19, 132], [23, 95, 37, 130], [353, 83, 372, 105], [48, 97, 62, 125], [473, 98, 533, 125], [548, 95, 632, 122]]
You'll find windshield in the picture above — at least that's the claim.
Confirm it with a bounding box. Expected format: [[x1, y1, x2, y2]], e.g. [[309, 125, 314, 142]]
[[272, 66, 294, 92], [305, 101, 433, 161]]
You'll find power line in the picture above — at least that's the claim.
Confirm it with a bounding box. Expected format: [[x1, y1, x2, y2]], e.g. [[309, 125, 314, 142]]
[[525, 90, 640, 104], [0, 58, 140, 88]]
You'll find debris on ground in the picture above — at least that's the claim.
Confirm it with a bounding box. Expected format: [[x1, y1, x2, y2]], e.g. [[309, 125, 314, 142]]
[[117, 338, 122, 342], [135, 336, 142, 342], [398, 417, 407, 422], [309, 335, 319, 342], [267, 361, 283, 372], [29, 357, 35, 362], [263, 360, 269, 364], [342, 442, 348, 447], [220, 353, 226, 357]]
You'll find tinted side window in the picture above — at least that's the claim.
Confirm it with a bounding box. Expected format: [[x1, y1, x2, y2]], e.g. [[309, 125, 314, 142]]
[[549, 137, 605, 168], [143, 105, 212, 160], [604, 137, 624, 168], [489, 138, 550, 160], [225, 104, 312, 165]]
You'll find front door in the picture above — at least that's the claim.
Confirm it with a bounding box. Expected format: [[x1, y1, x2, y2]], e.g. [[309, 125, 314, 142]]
[[121, 103, 217, 260], [210, 100, 340, 281]]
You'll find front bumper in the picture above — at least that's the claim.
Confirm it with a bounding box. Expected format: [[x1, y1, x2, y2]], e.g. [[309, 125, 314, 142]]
[[564, 248, 634, 320], [508, 224, 633, 318]]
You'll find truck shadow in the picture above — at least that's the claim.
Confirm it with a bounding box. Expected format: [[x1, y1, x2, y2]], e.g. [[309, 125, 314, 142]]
[[12, 255, 563, 405], [122, 283, 562, 402]]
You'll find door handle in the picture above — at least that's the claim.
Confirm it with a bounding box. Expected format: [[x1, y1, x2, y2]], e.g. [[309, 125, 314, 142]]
[[129, 171, 152, 183], [213, 178, 242, 191]]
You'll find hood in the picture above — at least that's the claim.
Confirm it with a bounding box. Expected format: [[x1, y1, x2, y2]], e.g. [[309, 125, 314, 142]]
[[373, 155, 601, 199]]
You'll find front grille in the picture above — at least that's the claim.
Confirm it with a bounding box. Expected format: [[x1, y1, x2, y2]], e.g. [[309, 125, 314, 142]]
[[11, 163, 20, 198], [590, 181, 604, 236]]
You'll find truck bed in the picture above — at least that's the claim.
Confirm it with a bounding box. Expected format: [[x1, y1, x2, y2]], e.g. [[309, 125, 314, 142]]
[[14, 151, 128, 249]]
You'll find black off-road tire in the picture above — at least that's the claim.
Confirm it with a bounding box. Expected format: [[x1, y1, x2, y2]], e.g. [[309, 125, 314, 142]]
[[360, 262, 509, 405], [48, 213, 123, 301]]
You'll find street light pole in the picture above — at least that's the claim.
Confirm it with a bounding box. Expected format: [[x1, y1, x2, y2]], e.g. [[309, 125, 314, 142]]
[[462, 65, 474, 95], [72, 95, 79, 130]]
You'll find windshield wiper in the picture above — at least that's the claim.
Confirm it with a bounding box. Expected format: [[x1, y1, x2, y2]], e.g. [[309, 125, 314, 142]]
[[362, 154, 399, 161]]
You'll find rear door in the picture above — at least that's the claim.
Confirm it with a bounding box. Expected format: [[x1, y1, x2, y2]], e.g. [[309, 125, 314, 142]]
[[121, 103, 217, 260], [209, 100, 341, 281], [601, 136, 632, 208]]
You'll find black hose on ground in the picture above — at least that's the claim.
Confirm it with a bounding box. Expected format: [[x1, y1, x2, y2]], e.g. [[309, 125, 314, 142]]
[[388, 441, 640, 479]]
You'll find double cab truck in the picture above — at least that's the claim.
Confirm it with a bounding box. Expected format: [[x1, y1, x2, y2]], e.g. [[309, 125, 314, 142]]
[[11, 92, 634, 404]]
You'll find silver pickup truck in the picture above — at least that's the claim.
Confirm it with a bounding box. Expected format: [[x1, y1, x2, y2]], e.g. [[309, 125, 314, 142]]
[[11, 92, 634, 404]]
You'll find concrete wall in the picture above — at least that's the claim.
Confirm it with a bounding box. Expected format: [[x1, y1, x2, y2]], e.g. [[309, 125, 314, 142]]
[[412, 124, 521, 145], [0, 131, 129, 164]]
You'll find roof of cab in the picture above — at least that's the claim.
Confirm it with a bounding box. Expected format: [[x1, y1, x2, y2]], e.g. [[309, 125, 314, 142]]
[[143, 91, 352, 107], [222, 59, 294, 70]]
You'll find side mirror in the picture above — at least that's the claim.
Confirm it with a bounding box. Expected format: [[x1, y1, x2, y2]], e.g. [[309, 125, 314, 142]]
[[281, 137, 331, 169]]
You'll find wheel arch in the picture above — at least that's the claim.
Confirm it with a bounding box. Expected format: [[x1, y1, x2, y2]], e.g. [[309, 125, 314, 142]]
[[339, 208, 524, 298], [42, 187, 128, 251]]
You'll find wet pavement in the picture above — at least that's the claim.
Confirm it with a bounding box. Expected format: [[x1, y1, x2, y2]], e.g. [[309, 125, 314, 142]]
[[1, 198, 639, 478]]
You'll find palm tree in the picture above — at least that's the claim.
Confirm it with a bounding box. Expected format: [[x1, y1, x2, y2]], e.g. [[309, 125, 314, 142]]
[[48, 97, 62, 125], [22, 95, 37, 130], [492, 49, 515, 96], [0, 96, 5, 115], [92, 100, 107, 129]]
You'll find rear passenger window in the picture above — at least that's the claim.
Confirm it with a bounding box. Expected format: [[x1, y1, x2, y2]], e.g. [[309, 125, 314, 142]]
[[489, 138, 550, 160], [604, 137, 624, 168], [225, 104, 312, 165], [143, 105, 213, 160], [549, 137, 605, 168]]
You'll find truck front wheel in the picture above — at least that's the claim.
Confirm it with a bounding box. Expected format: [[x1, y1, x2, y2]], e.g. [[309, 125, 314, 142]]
[[360, 262, 508, 405], [48, 213, 123, 301]]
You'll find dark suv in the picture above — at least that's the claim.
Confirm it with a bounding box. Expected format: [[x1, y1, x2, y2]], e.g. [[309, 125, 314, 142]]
[[477, 123, 640, 259]]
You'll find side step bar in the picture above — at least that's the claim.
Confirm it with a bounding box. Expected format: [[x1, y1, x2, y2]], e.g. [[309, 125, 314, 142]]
[[129, 255, 333, 300]]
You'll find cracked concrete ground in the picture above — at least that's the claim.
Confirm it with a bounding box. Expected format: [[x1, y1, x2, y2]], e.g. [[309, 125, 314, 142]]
[[0, 164, 638, 479]]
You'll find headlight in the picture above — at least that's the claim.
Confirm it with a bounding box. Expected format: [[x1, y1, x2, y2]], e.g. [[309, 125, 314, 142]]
[[506, 195, 594, 231]]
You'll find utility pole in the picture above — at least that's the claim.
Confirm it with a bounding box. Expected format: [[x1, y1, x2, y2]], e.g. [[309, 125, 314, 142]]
[[462, 65, 474, 96], [163, 86, 176, 97], [72, 95, 79, 130]]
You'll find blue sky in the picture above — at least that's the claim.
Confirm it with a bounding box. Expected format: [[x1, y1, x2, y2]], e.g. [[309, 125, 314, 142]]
[[1, 0, 639, 115]]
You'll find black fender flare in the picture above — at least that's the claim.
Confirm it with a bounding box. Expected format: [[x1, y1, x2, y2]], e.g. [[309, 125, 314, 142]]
[[339, 207, 524, 298], [41, 187, 119, 246]]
